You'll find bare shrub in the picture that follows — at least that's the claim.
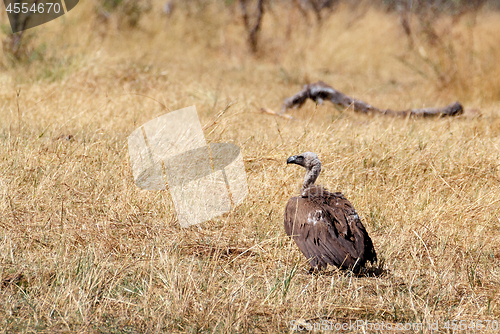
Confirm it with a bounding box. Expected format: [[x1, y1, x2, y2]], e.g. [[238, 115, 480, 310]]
[[1, 9, 44, 63], [388, 0, 488, 96], [298, 0, 340, 21], [95, 0, 152, 27], [239, 0, 265, 53]]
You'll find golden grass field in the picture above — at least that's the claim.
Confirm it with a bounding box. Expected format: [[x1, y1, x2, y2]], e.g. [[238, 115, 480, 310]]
[[1, 1, 500, 332]]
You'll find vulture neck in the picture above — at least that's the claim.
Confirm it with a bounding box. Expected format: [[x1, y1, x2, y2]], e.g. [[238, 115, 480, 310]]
[[302, 161, 321, 195]]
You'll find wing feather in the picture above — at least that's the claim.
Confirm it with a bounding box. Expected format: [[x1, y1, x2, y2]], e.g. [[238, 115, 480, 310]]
[[284, 187, 377, 271]]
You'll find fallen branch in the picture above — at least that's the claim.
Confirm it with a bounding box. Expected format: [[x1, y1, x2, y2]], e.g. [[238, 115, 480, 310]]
[[280, 81, 463, 117]]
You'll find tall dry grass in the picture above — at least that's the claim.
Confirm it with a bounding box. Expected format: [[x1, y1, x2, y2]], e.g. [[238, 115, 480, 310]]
[[1, 1, 500, 332]]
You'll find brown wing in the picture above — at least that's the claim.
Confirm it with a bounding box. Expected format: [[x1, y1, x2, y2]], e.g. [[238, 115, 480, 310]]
[[284, 187, 377, 272]]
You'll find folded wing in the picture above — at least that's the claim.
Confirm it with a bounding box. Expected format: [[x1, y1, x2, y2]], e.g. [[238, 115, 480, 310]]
[[284, 186, 377, 272]]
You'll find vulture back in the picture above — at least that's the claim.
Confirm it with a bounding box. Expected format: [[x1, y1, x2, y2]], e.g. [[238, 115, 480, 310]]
[[284, 185, 377, 272]]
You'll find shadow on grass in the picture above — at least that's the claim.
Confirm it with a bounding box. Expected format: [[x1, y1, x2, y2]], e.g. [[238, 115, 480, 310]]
[[307, 260, 389, 278]]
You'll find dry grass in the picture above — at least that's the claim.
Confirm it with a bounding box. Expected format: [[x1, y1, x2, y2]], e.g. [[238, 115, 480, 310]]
[[1, 1, 500, 332]]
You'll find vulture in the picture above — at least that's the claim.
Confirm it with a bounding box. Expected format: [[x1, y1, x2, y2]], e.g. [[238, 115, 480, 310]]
[[284, 152, 377, 273]]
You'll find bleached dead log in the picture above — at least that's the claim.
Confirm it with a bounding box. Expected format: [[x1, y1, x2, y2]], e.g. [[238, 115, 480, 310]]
[[280, 81, 463, 117]]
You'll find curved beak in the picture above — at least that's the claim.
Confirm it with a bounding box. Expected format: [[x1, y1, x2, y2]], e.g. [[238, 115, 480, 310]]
[[286, 155, 297, 165]]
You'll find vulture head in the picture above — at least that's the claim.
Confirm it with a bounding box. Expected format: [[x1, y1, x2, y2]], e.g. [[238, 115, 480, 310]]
[[287, 152, 322, 195]]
